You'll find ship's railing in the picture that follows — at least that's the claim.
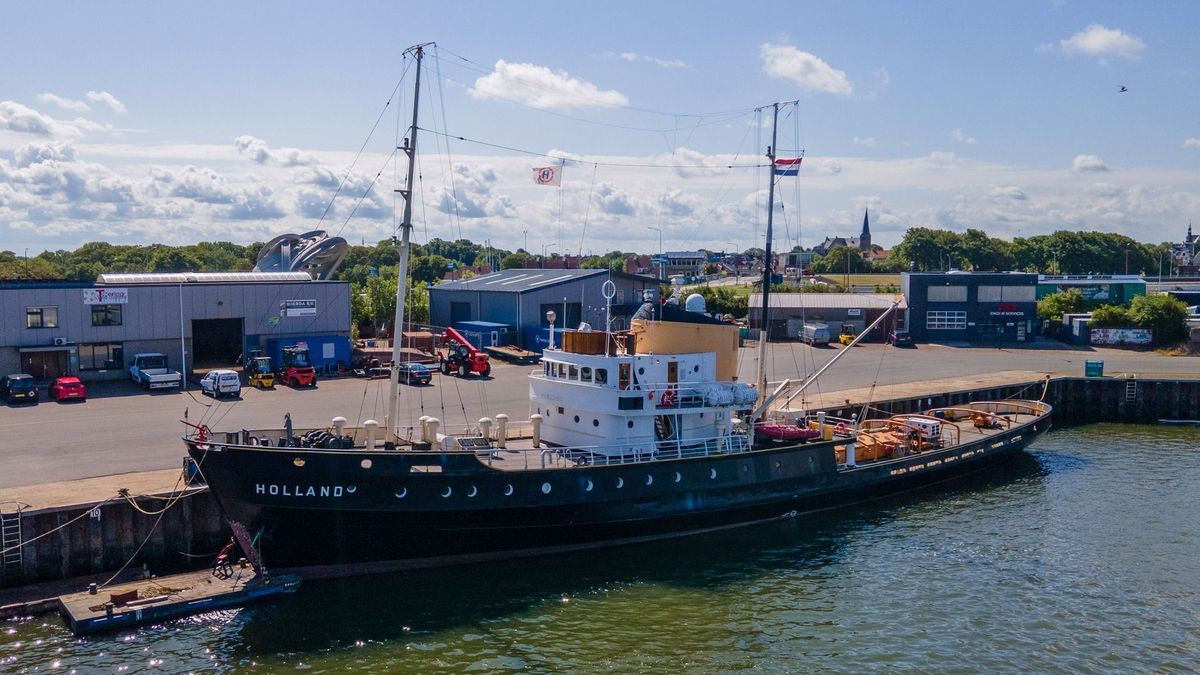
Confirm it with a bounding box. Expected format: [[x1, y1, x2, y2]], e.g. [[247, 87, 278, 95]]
[[537, 432, 754, 469]]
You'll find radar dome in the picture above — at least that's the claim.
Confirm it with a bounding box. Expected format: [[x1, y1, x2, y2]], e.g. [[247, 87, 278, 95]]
[[684, 293, 706, 313]]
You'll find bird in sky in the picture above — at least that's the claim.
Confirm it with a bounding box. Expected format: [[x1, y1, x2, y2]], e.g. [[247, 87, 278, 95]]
[[1119, 86, 1128, 93]]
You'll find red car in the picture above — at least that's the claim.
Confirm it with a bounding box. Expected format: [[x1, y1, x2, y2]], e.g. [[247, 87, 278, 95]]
[[49, 376, 87, 402]]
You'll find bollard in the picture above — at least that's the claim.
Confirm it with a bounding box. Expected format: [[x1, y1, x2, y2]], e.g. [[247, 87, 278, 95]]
[[88, 583, 97, 595], [418, 416, 431, 443], [530, 414, 543, 448], [495, 414, 509, 449], [426, 418, 441, 448], [363, 419, 379, 451], [816, 412, 827, 439], [479, 417, 493, 441], [332, 416, 347, 437]]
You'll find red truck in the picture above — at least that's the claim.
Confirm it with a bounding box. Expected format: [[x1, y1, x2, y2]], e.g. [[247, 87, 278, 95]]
[[437, 327, 491, 377]]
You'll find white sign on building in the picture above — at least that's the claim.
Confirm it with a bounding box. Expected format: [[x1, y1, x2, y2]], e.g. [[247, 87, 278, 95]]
[[281, 299, 317, 317], [83, 288, 129, 304]]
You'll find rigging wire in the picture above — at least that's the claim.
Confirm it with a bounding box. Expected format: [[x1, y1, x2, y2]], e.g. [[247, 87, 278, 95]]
[[576, 163, 599, 257], [317, 61, 413, 234], [415, 127, 768, 169], [432, 44, 465, 240]]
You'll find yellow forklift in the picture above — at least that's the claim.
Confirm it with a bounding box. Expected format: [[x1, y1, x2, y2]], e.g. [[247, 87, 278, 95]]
[[837, 323, 858, 346], [245, 351, 276, 389]]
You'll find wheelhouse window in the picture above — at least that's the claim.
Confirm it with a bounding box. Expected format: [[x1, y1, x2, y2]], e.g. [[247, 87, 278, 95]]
[[580, 366, 592, 383], [91, 304, 123, 326], [568, 365, 579, 380], [595, 368, 608, 386], [26, 306, 58, 329], [79, 343, 124, 371]]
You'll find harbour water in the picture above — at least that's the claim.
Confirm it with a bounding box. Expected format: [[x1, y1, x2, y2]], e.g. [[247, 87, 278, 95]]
[[3, 424, 1197, 672]]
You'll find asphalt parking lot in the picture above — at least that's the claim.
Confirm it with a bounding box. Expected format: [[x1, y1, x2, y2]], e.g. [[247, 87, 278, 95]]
[[1, 340, 1196, 489]]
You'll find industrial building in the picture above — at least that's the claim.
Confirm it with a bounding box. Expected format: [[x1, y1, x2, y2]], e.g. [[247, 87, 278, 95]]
[[1036, 275, 1147, 308], [428, 268, 659, 350], [902, 272, 1039, 343], [0, 272, 351, 382], [748, 292, 906, 341]]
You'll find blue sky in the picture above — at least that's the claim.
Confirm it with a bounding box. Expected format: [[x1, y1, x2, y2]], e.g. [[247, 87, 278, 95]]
[[2, 1, 1198, 258]]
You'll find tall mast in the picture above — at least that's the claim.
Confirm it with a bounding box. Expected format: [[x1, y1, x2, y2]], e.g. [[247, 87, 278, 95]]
[[386, 43, 429, 439], [755, 102, 781, 407]]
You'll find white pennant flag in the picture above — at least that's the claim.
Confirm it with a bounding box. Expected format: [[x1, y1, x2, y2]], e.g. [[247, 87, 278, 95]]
[[532, 166, 562, 186]]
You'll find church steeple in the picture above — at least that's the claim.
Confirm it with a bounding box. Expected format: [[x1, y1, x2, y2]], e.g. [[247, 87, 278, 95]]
[[859, 209, 872, 251]]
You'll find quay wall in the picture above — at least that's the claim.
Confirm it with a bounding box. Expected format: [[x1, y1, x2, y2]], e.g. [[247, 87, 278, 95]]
[[3, 376, 1199, 590]]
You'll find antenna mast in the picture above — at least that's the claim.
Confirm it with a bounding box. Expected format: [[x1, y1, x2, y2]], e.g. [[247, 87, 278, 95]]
[[386, 42, 430, 439]]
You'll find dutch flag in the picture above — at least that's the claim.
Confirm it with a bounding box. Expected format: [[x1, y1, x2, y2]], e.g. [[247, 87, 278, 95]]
[[774, 157, 802, 176]]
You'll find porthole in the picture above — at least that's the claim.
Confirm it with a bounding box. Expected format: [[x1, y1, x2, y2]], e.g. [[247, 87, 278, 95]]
[[361, 459, 373, 469], [293, 458, 305, 467], [467, 485, 477, 497], [808, 456, 816, 469], [627, 420, 634, 429], [742, 464, 749, 473], [710, 468, 717, 479], [645, 474, 653, 486], [673, 471, 682, 483], [638, 367, 645, 375], [585, 479, 593, 492], [693, 365, 699, 373], [542, 482, 552, 494], [593, 419, 599, 427], [616, 477, 624, 489], [774, 461, 781, 469], [574, 415, 580, 423], [504, 484, 514, 496], [395, 488, 407, 499], [441, 486, 452, 498]]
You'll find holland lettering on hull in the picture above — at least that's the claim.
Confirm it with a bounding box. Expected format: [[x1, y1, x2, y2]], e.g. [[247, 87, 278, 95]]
[[255, 483, 353, 497]]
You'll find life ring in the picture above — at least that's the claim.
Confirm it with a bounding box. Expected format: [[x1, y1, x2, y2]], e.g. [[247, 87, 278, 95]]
[[660, 389, 677, 407], [834, 422, 847, 435]]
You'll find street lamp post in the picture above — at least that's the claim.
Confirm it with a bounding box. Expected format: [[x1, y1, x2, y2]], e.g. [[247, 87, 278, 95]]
[[541, 243, 558, 268], [648, 226, 663, 280]]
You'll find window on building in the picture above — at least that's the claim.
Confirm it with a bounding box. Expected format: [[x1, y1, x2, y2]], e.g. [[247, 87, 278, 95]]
[[79, 343, 124, 371], [926, 311, 967, 330], [1001, 285, 1035, 302], [26, 306, 58, 328], [927, 286, 967, 302], [978, 285, 1034, 302], [91, 304, 123, 326]]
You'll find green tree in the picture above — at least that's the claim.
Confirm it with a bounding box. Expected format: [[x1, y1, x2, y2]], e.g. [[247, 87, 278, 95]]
[[502, 251, 534, 269], [1129, 294, 1190, 344], [409, 255, 452, 284], [1036, 289, 1084, 321], [1088, 304, 1130, 327], [691, 286, 748, 318], [810, 246, 870, 274]]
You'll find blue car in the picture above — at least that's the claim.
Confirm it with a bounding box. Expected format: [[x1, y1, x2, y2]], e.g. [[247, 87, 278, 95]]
[[397, 362, 432, 385]]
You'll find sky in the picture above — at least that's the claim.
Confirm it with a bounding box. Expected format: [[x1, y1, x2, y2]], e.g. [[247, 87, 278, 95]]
[[2, 1, 1199, 259]]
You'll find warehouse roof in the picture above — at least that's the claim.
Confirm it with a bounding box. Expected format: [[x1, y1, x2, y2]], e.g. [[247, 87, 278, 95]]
[[435, 268, 654, 293], [749, 292, 907, 310]]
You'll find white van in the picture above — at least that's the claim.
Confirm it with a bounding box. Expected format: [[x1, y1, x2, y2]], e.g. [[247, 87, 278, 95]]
[[200, 369, 242, 398]]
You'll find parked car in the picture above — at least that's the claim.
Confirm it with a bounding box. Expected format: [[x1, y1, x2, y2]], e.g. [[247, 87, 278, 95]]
[[889, 330, 914, 347], [49, 376, 87, 402], [397, 362, 433, 385], [0, 373, 38, 404], [200, 369, 242, 398]]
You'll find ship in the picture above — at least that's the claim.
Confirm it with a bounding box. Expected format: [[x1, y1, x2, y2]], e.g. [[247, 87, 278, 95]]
[[184, 44, 1053, 575]]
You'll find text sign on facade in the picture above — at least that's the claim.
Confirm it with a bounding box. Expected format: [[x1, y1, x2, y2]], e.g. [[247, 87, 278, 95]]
[[82, 288, 128, 305], [281, 299, 317, 317]]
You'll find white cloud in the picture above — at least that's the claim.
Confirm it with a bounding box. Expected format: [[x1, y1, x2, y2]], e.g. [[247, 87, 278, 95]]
[[1184, 138, 1200, 149], [234, 135, 316, 166], [853, 136, 875, 147], [606, 51, 688, 69], [0, 101, 60, 136], [86, 90, 126, 114], [817, 159, 843, 175], [760, 43, 853, 96], [950, 128, 977, 145], [1060, 24, 1145, 61], [990, 186, 1027, 201], [13, 141, 76, 167], [38, 93, 90, 112], [1072, 154, 1110, 172], [469, 60, 629, 110]]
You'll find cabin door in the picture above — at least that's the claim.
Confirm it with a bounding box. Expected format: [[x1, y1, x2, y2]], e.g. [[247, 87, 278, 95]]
[[667, 361, 678, 386]]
